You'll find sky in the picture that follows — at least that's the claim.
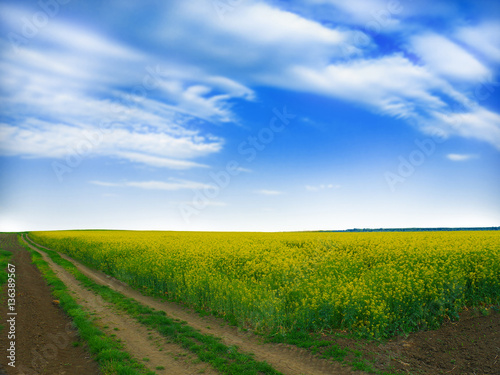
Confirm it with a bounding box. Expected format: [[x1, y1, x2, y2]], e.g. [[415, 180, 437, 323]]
[[0, 0, 499, 232]]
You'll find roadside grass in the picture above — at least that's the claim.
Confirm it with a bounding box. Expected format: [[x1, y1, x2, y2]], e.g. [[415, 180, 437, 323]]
[[0, 242, 13, 332], [0, 249, 13, 286], [22, 234, 282, 375], [0, 233, 16, 286], [19, 234, 155, 375]]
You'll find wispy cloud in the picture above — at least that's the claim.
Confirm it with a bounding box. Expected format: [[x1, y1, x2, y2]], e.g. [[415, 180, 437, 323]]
[[431, 108, 500, 150], [306, 184, 341, 192], [137, 1, 500, 150], [253, 189, 284, 196], [456, 22, 500, 63], [114, 152, 209, 170], [90, 181, 120, 187], [235, 167, 252, 173], [410, 33, 490, 81], [0, 120, 220, 169], [90, 179, 212, 191], [176, 200, 227, 207], [0, 5, 251, 169], [446, 154, 478, 162]]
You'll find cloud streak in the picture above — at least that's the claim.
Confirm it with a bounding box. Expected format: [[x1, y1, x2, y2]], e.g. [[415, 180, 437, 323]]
[[306, 184, 341, 192], [446, 154, 478, 162], [90, 179, 212, 191], [0, 4, 250, 169], [253, 189, 284, 196]]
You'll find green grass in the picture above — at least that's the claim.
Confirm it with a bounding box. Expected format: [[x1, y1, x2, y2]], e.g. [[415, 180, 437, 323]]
[[22, 234, 282, 375], [0, 249, 13, 285], [0, 234, 17, 286], [0, 245, 13, 331], [19, 235, 155, 375]]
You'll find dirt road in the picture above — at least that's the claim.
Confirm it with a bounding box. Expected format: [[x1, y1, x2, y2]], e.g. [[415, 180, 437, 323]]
[[0, 233, 100, 375], [21, 234, 220, 375]]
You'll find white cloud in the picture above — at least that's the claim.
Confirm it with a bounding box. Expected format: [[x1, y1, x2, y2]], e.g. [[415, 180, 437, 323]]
[[431, 108, 500, 150], [446, 154, 478, 162], [155, 0, 367, 75], [202, 201, 227, 207], [235, 167, 252, 173], [156, 76, 253, 123], [218, 2, 346, 46], [456, 22, 500, 63], [144, 64, 255, 123], [176, 200, 227, 207], [289, 0, 462, 34], [126, 180, 211, 190], [89, 181, 119, 187], [90, 178, 212, 191], [0, 7, 243, 169], [0, 120, 221, 168], [410, 34, 490, 81], [306, 184, 341, 192], [253, 189, 284, 196], [2, 0, 500, 167], [160, 1, 500, 150], [306, 0, 399, 27], [266, 52, 500, 149], [282, 55, 448, 119], [41, 20, 144, 60], [113, 152, 209, 169]]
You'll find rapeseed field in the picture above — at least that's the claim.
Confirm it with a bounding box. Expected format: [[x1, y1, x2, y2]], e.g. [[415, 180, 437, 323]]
[[29, 230, 500, 337]]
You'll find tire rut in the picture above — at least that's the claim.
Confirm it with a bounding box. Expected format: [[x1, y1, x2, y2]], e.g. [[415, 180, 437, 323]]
[[0, 234, 99, 375], [22, 236, 218, 375], [25, 235, 366, 375]]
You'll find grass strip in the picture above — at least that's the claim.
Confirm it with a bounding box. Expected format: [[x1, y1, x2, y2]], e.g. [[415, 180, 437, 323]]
[[22, 235, 282, 375], [0, 238, 14, 332], [20, 234, 155, 375], [0, 249, 13, 287]]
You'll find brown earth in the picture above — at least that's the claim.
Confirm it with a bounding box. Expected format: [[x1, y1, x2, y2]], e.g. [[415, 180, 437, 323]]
[[0, 233, 100, 375], [318, 308, 500, 375], [380, 309, 500, 374]]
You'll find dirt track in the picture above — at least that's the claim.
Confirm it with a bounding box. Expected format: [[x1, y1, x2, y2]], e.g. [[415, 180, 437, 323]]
[[21, 235, 220, 375], [0, 233, 100, 375]]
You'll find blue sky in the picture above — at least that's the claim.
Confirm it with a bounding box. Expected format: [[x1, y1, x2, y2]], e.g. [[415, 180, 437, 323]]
[[0, 0, 499, 231]]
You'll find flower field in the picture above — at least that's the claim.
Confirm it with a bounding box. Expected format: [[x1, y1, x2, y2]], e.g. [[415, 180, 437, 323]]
[[29, 230, 500, 338]]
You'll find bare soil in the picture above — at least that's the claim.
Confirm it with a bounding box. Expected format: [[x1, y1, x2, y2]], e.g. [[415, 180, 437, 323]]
[[317, 307, 500, 375], [381, 309, 500, 374], [0, 233, 100, 375]]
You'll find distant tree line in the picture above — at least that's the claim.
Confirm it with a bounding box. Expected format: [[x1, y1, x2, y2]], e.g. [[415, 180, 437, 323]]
[[318, 227, 500, 233]]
